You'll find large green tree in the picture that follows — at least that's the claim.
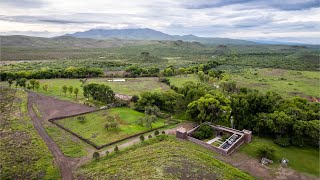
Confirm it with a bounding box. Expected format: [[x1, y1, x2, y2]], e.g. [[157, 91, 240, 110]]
[[186, 92, 231, 123]]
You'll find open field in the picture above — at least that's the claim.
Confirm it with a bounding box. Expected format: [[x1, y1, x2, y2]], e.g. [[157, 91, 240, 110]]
[[0, 77, 170, 102], [56, 107, 165, 146], [0, 88, 60, 179], [232, 68, 320, 98], [168, 74, 200, 87], [239, 136, 319, 177], [76, 136, 253, 179]]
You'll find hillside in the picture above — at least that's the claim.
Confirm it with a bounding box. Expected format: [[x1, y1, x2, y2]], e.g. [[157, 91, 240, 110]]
[[66, 28, 257, 45], [76, 136, 253, 179]]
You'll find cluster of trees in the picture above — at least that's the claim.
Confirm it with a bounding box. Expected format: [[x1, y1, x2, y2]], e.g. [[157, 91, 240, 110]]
[[0, 67, 103, 81], [231, 90, 320, 147], [61, 85, 79, 98], [125, 65, 160, 77], [83, 83, 115, 104], [135, 91, 182, 112], [134, 80, 319, 147], [8, 78, 49, 93]]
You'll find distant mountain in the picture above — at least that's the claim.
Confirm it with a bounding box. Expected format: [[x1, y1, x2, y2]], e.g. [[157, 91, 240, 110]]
[[66, 28, 257, 45]]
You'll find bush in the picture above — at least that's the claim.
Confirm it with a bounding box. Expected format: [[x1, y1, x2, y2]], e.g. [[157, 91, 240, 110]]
[[105, 150, 109, 156], [192, 124, 214, 140], [161, 131, 165, 134], [77, 116, 86, 123], [274, 136, 291, 147], [114, 146, 119, 153], [131, 95, 139, 102], [92, 152, 100, 160], [140, 135, 145, 142], [257, 146, 276, 160], [221, 134, 230, 141], [148, 135, 152, 139], [154, 130, 160, 136]]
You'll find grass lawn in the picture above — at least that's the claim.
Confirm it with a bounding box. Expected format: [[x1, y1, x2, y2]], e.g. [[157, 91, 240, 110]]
[[44, 123, 89, 158], [232, 68, 320, 98], [76, 136, 254, 179], [0, 77, 170, 103], [56, 107, 165, 146], [0, 89, 60, 179], [239, 136, 319, 176], [168, 74, 200, 87]]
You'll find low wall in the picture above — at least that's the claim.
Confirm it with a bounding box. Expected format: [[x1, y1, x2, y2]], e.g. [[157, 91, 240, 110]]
[[187, 136, 227, 155]]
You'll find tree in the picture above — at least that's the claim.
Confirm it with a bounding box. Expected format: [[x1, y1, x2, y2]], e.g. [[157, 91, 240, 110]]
[[16, 78, 27, 88], [8, 79, 13, 87], [192, 124, 214, 140], [30, 79, 36, 90], [68, 86, 73, 96], [114, 146, 119, 153], [92, 152, 100, 160], [145, 115, 157, 129], [42, 84, 48, 92], [154, 130, 160, 136], [74, 87, 79, 99], [139, 135, 145, 142], [83, 83, 115, 104], [186, 92, 231, 123], [62, 85, 68, 96], [144, 106, 160, 116], [34, 80, 40, 91]]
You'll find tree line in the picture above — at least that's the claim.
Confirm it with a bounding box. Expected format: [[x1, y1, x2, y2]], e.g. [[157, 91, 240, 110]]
[[0, 67, 103, 81]]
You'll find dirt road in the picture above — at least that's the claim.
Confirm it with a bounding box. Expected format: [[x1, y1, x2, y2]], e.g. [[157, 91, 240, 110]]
[[28, 92, 79, 180]]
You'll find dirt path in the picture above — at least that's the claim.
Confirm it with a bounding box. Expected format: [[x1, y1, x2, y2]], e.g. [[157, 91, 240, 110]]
[[28, 92, 78, 180]]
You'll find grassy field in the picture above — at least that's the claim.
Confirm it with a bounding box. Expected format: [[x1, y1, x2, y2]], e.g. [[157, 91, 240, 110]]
[[0, 89, 60, 179], [0, 77, 170, 103], [56, 107, 165, 146], [239, 136, 319, 176], [233, 68, 320, 98], [44, 123, 89, 158], [168, 74, 200, 87], [76, 136, 253, 179]]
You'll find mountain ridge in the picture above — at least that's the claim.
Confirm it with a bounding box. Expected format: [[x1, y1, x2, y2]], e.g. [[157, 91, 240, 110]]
[[65, 28, 257, 45]]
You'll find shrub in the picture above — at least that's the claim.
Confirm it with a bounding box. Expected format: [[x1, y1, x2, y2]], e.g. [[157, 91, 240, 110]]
[[257, 145, 275, 160], [192, 124, 214, 140], [161, 131, 165, 134], [221, 134, 230, 141], [148, 135, 152, 139], [140, 135, 145, 142], [105, 150, 109, 156], [92, 152, 100, 160], [114, 146, 119, 153], [274, 136, 290, 147], [154, 130, 160, 136], [131, 95, 139, 102], [77, 116, 86, 123]]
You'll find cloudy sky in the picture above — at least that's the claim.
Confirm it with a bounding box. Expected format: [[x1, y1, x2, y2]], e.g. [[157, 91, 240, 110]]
[[0, 0, 319, 44]]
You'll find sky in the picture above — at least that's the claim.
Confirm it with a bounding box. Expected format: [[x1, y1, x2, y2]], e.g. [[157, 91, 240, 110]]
[[0, 0, 319, 44]]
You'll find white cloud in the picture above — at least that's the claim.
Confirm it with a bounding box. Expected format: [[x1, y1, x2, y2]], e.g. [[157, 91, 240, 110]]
[[0, 0, 319, 44]]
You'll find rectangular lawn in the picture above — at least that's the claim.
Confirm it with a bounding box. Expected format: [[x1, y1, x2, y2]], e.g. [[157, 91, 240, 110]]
[[56, 107, 165, 146]]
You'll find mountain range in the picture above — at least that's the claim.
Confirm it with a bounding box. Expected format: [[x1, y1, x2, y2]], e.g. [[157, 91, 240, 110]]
[[65, 28, 257, 45]]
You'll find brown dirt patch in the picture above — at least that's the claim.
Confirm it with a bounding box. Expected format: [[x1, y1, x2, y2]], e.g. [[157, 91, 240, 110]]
[[262, 69, 287, 76], [29, 92, 96, 120]]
